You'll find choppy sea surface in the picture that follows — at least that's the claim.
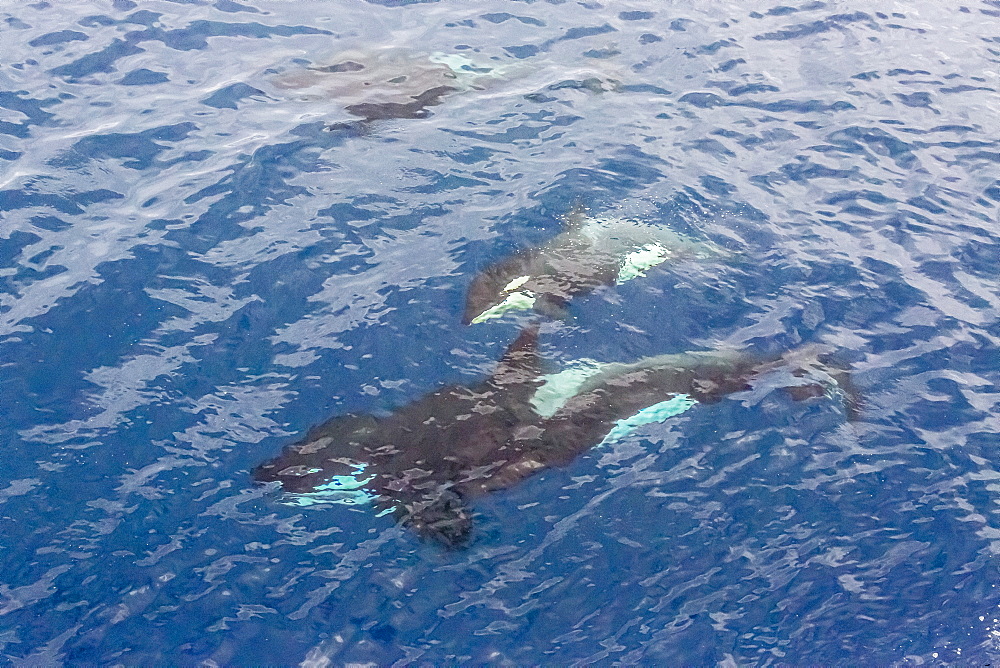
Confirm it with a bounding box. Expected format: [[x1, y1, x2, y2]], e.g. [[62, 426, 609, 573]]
[[1, 0, 999, 664]]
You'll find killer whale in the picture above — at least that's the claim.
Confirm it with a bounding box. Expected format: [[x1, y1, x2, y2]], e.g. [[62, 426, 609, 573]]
[[464, 207, 725, 324], [270, 48, 514, 124], [253, 328, 858, 546]]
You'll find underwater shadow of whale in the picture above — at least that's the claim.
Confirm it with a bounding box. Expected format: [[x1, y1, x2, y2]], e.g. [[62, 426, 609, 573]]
[[253, 327, 859, 547], [272, 48, 512, 127]]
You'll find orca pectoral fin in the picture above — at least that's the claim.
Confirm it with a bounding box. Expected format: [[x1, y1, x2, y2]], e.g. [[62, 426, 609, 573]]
[[394, 489, 473, 548]]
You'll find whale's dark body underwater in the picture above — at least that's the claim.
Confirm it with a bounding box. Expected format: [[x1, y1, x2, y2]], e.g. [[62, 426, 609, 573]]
[[253, 328, 858, 546], [270, 48, 516, 124], [463, 209, 724, 324]]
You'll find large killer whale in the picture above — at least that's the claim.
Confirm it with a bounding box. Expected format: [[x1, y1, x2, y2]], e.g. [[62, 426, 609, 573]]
[[253, 327, 858, 546], [464, 207, 725, 324]]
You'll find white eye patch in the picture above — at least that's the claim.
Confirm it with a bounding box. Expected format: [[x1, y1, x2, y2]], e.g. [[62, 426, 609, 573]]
[[470, 290, 537, 324]]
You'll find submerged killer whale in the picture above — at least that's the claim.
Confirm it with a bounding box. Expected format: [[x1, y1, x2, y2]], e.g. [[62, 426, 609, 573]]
[[271, 48, 512, 124], [253, 328, 858, 546], [464, 207, 725, 324]]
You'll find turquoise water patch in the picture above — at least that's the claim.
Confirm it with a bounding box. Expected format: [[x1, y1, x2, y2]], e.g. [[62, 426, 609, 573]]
[[598, 394, 698, 446], [429, 51, 519, 80], [282, 463, 377, 507]]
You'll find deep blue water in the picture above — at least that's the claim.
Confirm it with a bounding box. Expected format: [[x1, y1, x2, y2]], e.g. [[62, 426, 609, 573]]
[[1, 0, 999, 664]]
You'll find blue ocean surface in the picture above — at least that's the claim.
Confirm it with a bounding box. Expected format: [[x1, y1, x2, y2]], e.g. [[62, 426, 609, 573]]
[[1, 0, 999, 664]]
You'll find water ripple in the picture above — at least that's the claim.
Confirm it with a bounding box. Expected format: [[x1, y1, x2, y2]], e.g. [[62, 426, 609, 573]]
[[1, 0, 999, 664]]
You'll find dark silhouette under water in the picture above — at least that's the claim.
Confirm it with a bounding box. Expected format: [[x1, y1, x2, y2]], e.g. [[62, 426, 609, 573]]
[[270, 48, 491, 126], [463, 206, 725, 324], [254, 328, 858, 547]]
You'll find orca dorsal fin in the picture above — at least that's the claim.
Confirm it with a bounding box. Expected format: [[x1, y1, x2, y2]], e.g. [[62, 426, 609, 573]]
[[488, 325, 544, 390]]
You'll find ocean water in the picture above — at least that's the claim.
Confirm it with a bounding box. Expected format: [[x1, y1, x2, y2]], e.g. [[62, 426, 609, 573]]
[[1, 0, 999, 664]]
